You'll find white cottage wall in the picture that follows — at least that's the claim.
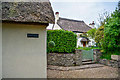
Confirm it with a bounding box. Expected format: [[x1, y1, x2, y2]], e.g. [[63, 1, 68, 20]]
[[76, 33, 83, 48], [2, 23, 47, 78], [53, 24, 62, 30], [53, 12, 62, 30], [77, 38, 83, 47], [0, 23, 2, 79]]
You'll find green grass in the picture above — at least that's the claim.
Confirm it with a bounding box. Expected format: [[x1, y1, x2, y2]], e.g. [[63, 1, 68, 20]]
[[100, 53, 111, 60], [100, 51, 120, 60], [112, 52, 120, 55], [77, 47, 101, 50]]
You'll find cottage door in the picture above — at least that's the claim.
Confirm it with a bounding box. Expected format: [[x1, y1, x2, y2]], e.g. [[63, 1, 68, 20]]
[[83, 42, 86, 47]]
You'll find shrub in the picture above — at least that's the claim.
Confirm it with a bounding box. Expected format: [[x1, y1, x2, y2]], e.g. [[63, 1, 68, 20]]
[[87, 28, 97, 39], [47, 30, 77, 53], [100, 53, 111, 60], [77, 47, 101, 50], [95, 25, 104, 47], [48, 41, 55, 48], [102, 4, 120, 54]]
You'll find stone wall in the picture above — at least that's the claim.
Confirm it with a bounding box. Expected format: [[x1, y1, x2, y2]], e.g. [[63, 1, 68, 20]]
[[99, 59, 120, 68], [47, 49, 82, 66], [47, 49, 102, 66], [93, 49, 120, 68], [47, 49, 120, 68]]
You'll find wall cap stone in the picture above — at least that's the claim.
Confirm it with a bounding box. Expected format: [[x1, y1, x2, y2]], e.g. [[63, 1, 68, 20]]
[[111, 55, 120, 61]]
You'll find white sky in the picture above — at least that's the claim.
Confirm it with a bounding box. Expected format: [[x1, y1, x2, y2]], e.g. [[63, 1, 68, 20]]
[[50, 0, 119, 2], [47, 0, 119, 29]]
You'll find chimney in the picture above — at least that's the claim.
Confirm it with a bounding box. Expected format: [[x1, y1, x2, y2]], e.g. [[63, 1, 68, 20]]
[[89, 21, 95, 28], [92, 21, 95, 25], [55, 12, 59, 15], [55, 12, 59, 23]]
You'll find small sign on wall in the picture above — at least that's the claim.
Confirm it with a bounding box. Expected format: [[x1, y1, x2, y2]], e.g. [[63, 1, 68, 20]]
[[27, 33, 39, 38]]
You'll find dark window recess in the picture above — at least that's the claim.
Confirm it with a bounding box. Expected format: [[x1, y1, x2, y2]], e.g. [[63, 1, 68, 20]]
[[27, 33, 39, 38]]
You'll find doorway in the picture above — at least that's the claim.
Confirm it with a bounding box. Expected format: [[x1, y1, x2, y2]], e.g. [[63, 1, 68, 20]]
[[83, 42, 86, 47]]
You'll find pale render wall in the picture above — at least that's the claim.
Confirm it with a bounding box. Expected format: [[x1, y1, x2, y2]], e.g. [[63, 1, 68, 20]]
[[53, 24, 61, 30], [2, 23, 47, 78], [53, 13, 61, 30], [0, 23, 2, 79]]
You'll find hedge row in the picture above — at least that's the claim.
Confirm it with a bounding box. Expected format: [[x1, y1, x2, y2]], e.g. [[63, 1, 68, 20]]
[[47, 30, 77, 53]]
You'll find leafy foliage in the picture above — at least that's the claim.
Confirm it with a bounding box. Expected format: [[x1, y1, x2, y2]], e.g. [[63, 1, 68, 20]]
[[94, 10, 110, 47], [100, 53, 112, 60], [48, 41, 55, 48], [97, 10, 110, 27], [47, 30, 77, 53], [95, 25, 104, 47], [119, 1, 120, 10], [102, 3, 120, 54], [77, 47, 101, 51], [87, 28, 97, 39], [79, 33, 88, 38]]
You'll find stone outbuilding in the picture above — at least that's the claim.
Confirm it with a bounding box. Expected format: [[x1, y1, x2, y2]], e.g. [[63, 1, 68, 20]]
[[1, 1, 54, 79]]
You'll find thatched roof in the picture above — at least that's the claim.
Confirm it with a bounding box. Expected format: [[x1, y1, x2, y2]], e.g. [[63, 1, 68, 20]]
[[57, 18, 91, 33], [2, 2, 55, 24]]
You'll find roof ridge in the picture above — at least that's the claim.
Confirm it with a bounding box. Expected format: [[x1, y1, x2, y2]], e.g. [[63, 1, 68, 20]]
[[59, 17, 84, 22]]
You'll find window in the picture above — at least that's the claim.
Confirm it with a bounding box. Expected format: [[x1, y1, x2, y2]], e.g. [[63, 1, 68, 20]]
[[27, 33, 39, 38]]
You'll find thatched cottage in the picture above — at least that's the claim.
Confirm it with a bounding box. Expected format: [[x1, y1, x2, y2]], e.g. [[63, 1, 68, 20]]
[[52, 12, 95, 47], [1, 2, 54, 79]]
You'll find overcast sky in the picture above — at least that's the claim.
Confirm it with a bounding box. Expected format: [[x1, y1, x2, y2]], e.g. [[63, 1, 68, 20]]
[[47, 0, 119, 29]]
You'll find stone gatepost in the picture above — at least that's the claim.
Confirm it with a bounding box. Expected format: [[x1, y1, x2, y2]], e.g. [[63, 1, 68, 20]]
[[93, 49, 102, 62], [93, 49, 97, 62], [75, 49, 82, 66]]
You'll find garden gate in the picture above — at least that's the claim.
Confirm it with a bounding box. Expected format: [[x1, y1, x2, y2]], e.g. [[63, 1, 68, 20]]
[[82, 49, 94, 61]]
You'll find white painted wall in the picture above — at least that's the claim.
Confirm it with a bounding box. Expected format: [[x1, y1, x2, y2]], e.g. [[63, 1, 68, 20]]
[[88, 38, 96, 46], [53, 13, 62, 30], [2, 23, 47, 78], [76, 33, 96, 47], [77, 37, 83, 47], [53, 24, 61, 30], [76, 33, 84, 47], [89, 24, 95, 29], [0, 22, 2, 79]]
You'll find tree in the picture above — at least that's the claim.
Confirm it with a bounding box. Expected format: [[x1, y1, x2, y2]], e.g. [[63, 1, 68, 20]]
[[79, 32, 88, 38], [97, 10, 110, 27], [95, 11, 109, 47], [87, 28, 96, 39], [118, 1, 120, 10], [95, 26, 104, 47], [102, 2, 120, 54]]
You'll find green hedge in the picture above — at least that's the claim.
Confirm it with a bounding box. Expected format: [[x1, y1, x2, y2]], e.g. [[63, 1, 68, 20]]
[[47, 30, 77, 53]]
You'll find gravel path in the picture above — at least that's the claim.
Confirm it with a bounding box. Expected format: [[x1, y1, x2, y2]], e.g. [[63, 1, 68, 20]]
[[47, 65, 118, 78]]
